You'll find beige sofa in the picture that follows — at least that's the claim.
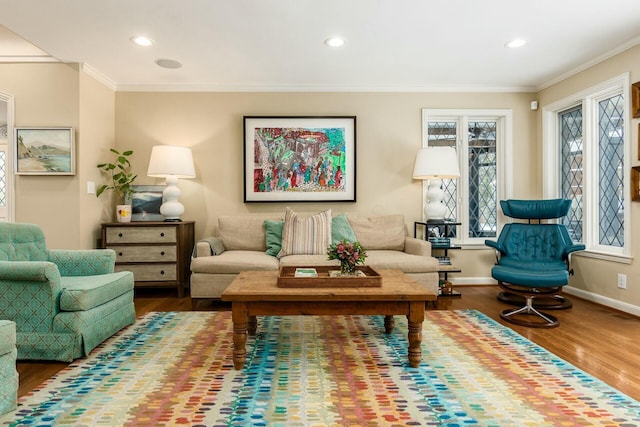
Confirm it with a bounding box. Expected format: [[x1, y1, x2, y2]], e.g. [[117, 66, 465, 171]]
[[190, 213, 439, 307]]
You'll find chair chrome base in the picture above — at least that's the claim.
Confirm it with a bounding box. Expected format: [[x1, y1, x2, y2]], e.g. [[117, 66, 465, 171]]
[[498, 282, 562, 328], [497, 291, 572, 310]]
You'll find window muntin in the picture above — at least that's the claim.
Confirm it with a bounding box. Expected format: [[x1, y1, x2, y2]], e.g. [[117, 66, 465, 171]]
[[544, 74, 630, 260], [560, 105, 584, 242], [597, 94, 624, 248], [423, 110, 510, 245]]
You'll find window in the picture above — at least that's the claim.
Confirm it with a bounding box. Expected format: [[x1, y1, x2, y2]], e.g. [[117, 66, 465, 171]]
[[543, 74, 630, 260], [422, 109, 512, 245], [0, 93, 13, 222]]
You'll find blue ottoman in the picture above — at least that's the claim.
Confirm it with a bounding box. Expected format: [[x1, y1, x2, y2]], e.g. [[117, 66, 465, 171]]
[[0, 320, 18, 416]]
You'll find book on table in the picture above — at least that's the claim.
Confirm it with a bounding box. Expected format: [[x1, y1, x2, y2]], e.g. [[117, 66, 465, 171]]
[[294, 268, 318, 278]]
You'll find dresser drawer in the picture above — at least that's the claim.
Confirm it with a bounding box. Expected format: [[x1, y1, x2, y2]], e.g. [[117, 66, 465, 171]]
[[105, 227, 177, 244], [115, 264, 178, 281], [109, 245, 177, 262]]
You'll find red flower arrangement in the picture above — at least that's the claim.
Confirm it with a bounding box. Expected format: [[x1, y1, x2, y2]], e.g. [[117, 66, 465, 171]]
[[327, 240, 367, 274]]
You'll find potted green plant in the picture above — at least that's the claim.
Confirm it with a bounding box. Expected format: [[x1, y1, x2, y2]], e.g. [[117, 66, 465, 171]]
[[96, 148, 137, 222]]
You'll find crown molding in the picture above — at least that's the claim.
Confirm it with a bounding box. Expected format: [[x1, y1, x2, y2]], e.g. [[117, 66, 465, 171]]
[[115, 83, 536, 93], [0, 55, 58, 63], [537, 34, 640, 91], [81, 63, 117, 91]]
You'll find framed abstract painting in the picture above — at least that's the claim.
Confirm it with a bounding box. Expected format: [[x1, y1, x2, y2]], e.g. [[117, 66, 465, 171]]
[[243, 116, 356, 202]]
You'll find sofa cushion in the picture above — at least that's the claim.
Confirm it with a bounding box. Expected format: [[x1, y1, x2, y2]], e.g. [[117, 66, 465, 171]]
[[264, 213, 357, 257], [347, 214, 406, 250], [190, 250, 279, 274], [332, 213, 357, 244], [278, 208, 332, 257], [59, 271, 134, 311], [218, 215, 281, 251], [365, 250, 439, 273], [264, 220, 283, 257]]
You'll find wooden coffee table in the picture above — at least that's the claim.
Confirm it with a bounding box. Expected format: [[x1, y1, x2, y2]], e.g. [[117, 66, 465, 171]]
[[221, 269, 436, 369]]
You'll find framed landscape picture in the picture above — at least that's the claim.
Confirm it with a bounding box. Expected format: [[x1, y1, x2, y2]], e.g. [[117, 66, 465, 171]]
[[243, 116, 356, 202], [15, 127, 75, 175], [125, 185, 165, 221]]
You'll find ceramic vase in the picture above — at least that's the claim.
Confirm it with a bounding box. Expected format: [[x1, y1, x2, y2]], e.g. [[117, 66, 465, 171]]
[[116, 204, 132, 223]]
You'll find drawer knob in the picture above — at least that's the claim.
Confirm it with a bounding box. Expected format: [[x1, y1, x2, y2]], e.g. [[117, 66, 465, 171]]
[[118, 252, 123, 256], [118, 233, 123, 237], [160, 232, 165, 237], [160, 251, 165, 256], [160, 270, 165, 275]]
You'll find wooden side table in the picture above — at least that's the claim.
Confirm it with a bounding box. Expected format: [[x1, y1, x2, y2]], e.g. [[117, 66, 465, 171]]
[[101, 221, 195, 297]]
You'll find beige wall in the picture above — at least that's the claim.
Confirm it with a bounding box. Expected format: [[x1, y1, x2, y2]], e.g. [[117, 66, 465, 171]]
[[79, 68, 116, 248], [0, 63, 81, 248], [115, 91, 537, 280], [537, 44, 640, 311], [0, 63, 115, 249]]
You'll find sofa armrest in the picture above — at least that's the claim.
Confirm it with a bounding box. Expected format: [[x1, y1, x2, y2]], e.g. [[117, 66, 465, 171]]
[[194, 237, 225, 258], [564, 243, 586, 257], [0, 260, 61, 283], [48, 249, 116, 276], [484, 239, 504, 263], [0, 261, 63, 332], [403, 237, 432, 256]]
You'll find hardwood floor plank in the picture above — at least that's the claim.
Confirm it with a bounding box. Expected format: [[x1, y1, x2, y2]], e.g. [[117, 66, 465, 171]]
[[16, 286, 640, 402]]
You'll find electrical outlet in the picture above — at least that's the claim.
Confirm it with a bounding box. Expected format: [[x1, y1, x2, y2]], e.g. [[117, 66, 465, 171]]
[[617, 273, 627, 289]]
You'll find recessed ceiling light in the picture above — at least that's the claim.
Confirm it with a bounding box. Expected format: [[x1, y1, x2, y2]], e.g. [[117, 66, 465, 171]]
[[156, 58, 182, 69], [505, 38, 527, 48], [130, 35, 153, 47], [324, 37, 345, 48]]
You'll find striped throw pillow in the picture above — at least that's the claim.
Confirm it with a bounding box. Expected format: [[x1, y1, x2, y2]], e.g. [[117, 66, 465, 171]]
[[278, 208, 332, 257]]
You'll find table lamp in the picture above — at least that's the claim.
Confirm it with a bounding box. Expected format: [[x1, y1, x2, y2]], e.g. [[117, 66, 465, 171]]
[[147, 145, 196, 221], [412, 146, 460, 220]]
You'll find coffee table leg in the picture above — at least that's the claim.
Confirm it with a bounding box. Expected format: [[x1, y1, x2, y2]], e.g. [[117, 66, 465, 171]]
[[248, 316, 258, 336], [384, 315, 395, 333], [407, 302, 425, 368], [231, 302, 248, 370]]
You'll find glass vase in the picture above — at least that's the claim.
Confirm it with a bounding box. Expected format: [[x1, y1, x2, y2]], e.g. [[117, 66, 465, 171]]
[[340, 260, 357, 275]]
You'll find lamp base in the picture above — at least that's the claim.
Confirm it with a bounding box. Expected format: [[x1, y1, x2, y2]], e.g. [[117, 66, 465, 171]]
[[425, 177, 447, 220], [160, 175, 185, 222]]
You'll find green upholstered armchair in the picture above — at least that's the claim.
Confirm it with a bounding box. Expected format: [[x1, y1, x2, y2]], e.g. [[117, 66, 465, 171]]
[[0, 320, 17, 416], [0, 223, 135, 362]]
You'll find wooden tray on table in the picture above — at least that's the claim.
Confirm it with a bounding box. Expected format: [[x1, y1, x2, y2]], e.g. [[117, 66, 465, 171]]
[[277, 265, 382, 288]]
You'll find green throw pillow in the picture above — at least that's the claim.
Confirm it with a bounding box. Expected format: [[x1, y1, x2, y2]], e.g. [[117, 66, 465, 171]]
[[332, 213, 357, 244], [264, 220, 284, 257]]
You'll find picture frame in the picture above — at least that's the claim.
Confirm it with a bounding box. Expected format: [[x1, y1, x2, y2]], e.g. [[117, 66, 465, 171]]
[[632, 81, 640, 119], [15, 127, 75, 175], [243, 116, 356, 202], [125, 185, 165, 221], [632, 165, 640, 202]]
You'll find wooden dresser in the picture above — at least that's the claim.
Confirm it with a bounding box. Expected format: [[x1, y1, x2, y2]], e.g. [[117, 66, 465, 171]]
[[101, 221, 195, 297]]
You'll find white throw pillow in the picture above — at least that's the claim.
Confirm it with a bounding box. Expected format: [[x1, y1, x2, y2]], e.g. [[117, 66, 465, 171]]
[[278, 208, 332, 257]]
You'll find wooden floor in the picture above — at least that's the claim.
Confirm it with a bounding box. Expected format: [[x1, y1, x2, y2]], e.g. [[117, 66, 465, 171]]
[[16, 285, 640, 402]]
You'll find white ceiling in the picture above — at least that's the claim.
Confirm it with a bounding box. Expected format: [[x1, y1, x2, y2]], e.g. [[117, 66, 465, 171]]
[[1, 0, 639, 92]]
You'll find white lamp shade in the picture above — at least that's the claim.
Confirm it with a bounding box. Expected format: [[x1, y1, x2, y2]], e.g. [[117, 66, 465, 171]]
[[412, 146, 460, 179], [147, 145, 196, 221], [147, 145, 196, 178]]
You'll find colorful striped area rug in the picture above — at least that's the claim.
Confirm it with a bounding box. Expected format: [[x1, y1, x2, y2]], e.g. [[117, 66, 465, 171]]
[[2, 310, 639, 426]]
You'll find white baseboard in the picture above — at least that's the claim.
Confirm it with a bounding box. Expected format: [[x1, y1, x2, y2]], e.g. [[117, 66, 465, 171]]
[[563, 286, 640, 317], [447, 280, 640, 317]]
